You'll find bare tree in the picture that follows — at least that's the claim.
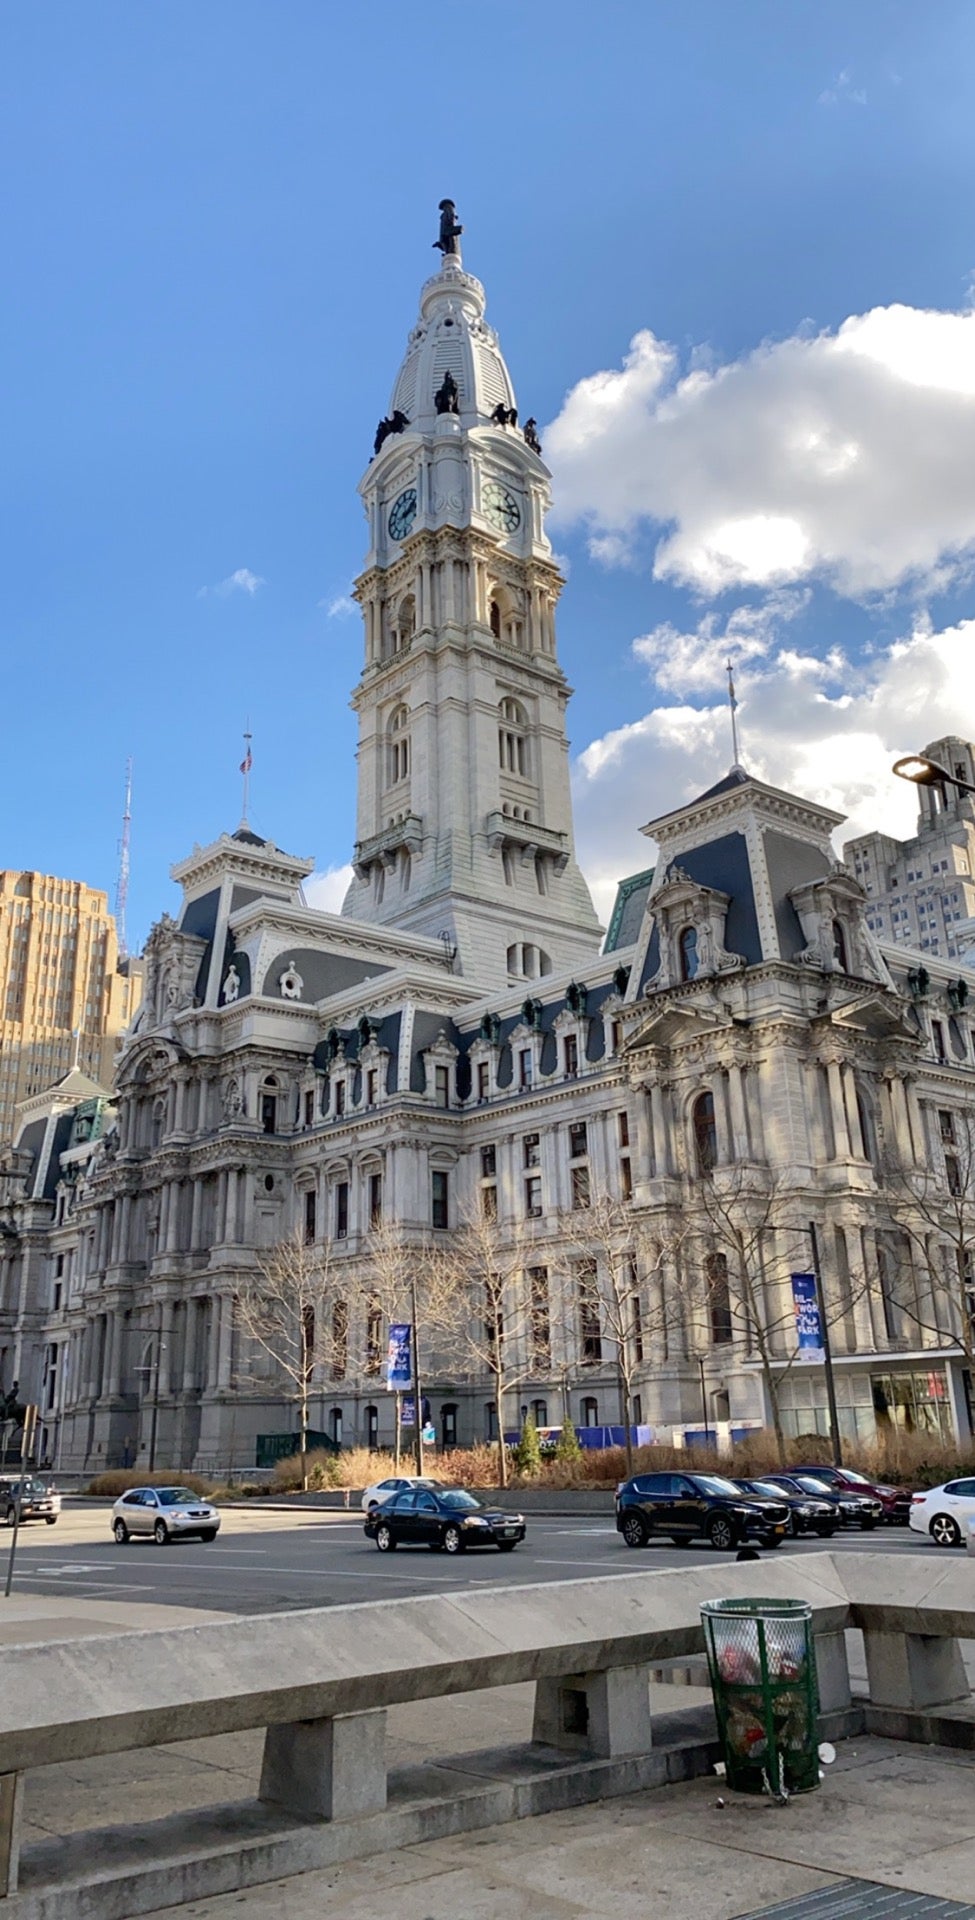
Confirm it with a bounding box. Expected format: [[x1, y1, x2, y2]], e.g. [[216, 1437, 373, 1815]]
[[425, 1202, 542, 1488], [880, 1106, 975, 1376], [361, 1211, 428, 1469], [558, 1186, 685, 1475], [234, 1229, 349, 1491]]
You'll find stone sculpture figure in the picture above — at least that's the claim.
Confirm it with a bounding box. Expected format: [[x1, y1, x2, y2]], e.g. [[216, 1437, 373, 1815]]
[[434, 370, 460, 415], [222, 963, 240, 1004], [524, 417, 542, 454]]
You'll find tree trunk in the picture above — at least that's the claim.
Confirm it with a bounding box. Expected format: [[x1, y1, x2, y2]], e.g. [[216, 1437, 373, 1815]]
[[300, 1389, 309, 1492], [619, 1363, 633, 1475], [758, 1350, 787, 1467], [494, 1370, 507, 1488]]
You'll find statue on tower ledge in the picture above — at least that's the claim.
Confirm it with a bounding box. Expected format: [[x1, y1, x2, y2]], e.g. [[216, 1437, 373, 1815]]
[[433, 198, 463, 256], [434, 369, 460, 415]]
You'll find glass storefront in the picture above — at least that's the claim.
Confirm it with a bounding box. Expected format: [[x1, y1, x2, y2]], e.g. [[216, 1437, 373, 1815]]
[[777, 1364, 955, 1444]]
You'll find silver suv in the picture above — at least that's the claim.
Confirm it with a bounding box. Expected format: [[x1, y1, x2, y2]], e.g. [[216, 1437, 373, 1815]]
[[111, 1486, 220, 1545]]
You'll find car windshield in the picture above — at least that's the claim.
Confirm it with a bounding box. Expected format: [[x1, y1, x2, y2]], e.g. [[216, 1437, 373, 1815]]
[[438, 1490, 482, 1511], [693, 1475, 747, 1498], [156, 1488, 201, 1507], [793, 1476, 834, 1497], [748, 1480, 788, 1499], [838, 1469, 871, 1486]]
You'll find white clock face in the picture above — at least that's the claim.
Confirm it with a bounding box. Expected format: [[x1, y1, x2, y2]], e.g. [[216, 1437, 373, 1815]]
[[483, 480, 521, 534], [388, 487, 417, 542]]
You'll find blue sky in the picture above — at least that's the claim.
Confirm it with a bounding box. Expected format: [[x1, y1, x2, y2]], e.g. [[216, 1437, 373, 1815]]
[[4, 2, 975, 945]]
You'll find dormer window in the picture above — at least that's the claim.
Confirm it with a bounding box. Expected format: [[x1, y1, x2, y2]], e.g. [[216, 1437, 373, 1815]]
[[832, 920, 848, 971], [679, 926, 699, 982]]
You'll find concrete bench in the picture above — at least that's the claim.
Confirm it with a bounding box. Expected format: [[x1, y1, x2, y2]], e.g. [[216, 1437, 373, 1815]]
[[0, 1550, 971, 1920]]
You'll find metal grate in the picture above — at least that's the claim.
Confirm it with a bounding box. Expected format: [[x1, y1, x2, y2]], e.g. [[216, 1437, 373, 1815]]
[[745, 1883, 975, 1919]]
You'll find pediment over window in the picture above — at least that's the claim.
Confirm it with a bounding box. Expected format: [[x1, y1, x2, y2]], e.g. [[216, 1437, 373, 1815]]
[[827, 991, 917, 1042], [644, 868, 745, 992], [626, 1002, 724, 1053]]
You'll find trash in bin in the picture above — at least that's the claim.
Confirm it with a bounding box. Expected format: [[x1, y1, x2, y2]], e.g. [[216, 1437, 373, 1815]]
[[701, 1596, 821, 1803]]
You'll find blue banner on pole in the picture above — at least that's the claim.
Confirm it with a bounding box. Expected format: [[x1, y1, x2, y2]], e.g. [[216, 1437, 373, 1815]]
[[790, 1273, 824, 1356], [400, 1396, 416, 1427], [386, 1323, 412, 1391]]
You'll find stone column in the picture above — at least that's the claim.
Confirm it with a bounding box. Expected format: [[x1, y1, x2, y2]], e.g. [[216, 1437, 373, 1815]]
[[532, 1664, 652, 1759], [206, 1299, 220, 1391], [260, 1709, 387, 1821], [217, 1294, 235, 1389], [825, 1059, 851, 1158], [225, 1167, 239, 1244], [649, 1084, 669, 1177], [841, 1065, 866, 1158], [182, 1303, 198, 1393], [632, 1094, 653, 1195], [157, 1299, 174, 1395], [863, 1628, 968, 1711], [727, 1063, 750, 1159], [904, 1077, 925, 1162], [189, 1178, 203, 1254], [106, 1312, 122, 1396]]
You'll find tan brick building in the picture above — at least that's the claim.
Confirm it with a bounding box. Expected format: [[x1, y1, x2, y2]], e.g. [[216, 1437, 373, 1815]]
[[0, 871, 141, 1145]]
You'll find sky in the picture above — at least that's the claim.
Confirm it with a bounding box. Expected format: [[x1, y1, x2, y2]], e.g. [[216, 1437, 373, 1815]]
[[4, 2, 975, 948]]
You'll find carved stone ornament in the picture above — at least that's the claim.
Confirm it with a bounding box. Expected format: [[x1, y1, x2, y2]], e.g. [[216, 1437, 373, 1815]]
[[222, 1077, 242, 1120], [222, 963, 241, 1004], [644, 870, 744, 992], [133, 914, 207, 1031], [278, 960, 304, 1002]]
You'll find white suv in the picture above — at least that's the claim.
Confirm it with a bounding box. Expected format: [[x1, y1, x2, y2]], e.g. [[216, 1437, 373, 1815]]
[[360, 1474, 439, 1514]]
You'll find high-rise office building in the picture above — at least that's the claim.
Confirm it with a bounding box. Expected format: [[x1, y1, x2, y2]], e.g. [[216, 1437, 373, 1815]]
[[843, 737, 975, 961], [0, 870, 141, 1144]]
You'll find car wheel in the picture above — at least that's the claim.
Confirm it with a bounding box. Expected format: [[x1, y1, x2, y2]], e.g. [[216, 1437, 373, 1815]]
[[4, 1506, 15, 1527], [860, 1519, 876, 1531], [375, 1523, 395, 1552], [707, 1515, 736, 1551], [762, 1534, 784, 1549], [497, 1541, 518, 1552], [818, 1524, 837, 1538], [45, 1516, 58, 1526], [621, 1512, 648, 1549], [443, 1525, 464, 1555], [199, 1529, 218, 1543], [789, 1514, 802, 1537], [113, 1519, 129, 1544], [930, 1513, 962, 1548], [153, 1519, 169, 1546]]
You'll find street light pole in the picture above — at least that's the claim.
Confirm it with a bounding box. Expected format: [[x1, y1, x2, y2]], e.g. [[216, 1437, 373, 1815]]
[[893, 754, 975, 799], [148, 1326, 163, 1474], [409, 1273, 424, 1476], [698, 1356, 711, 1447]]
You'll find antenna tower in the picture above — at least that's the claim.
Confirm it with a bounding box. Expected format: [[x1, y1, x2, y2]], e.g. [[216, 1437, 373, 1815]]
[[115, 758, 133, 962]]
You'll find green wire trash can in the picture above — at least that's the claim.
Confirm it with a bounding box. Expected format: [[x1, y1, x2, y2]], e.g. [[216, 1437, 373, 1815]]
[[701, 1596, 820, 1800]]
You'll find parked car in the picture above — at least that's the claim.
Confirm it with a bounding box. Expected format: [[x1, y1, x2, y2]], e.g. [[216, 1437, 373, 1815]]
[[0, 1475, 61, 1526], [908, 1477, 975, 1548], [762, 1472, 882, 1530], [363, 1485, 525, 1554], [736, 1477, 837, 1538], [791, 1463, 911, 1524], [360, 1474, 440, 1513], [614, 1471, 790, 1551], [111, 1486, 221, 1545]]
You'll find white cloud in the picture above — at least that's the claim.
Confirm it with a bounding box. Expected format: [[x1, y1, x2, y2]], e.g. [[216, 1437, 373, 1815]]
[[304, 864, 354, 914], [819, 68, 867, 107], [544, 304, 975, 598], [573, 613, 975, 926], [319, 592, 357, 619], [198, 567, 266, 599]]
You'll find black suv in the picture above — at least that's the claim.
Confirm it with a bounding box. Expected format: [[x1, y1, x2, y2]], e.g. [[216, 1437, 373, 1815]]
[[615, 1471, 790, 1552]]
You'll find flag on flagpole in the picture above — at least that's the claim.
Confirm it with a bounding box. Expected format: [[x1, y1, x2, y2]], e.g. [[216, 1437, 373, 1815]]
[[726, 660, 738, 710], [239, 746, 252, 775]]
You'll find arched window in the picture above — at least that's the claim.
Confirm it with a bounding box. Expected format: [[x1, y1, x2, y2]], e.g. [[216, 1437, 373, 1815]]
[[387, 705, 410, 785], [329, 1406, 343, 1447], [485, 1401, 498, 1442], [832, 920, 848, 970], [393, 594, 415, 653], [260, 1077, 278, 1135], [679, 926, 699, 982], [442, 1403, 458, 1449], [582, 1395, 598, 1428], [489, 599, 502, 639], [365, 1404, 379, 1451], [692, 1090, 717, 1174], [498, 697, 528, 777]]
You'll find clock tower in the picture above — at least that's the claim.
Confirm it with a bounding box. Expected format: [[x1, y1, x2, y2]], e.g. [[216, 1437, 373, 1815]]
[[343, 203, 602, 987]]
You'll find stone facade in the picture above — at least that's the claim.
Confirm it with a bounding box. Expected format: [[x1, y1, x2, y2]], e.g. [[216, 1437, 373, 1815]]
[[2, 217, 975, 1473]]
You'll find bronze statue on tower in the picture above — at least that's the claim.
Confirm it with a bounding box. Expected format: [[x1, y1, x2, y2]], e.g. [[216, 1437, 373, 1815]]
[[433, 199, 463, 256]]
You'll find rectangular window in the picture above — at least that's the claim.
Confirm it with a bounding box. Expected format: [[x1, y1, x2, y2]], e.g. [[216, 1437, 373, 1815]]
[[365, 1301, 382, 1375], [577, 1260, 601, 1364], [706, 1251, 733, 1345], [569, 1121, 588, 1160], [525, 1174, 542, 1217], [611, 1018, 622, 1053], [519, 1048, 533, 1090], [303, 1090, 314, 1128], [946, 1154, 962, 1196], [435, 1064, 450, 1108], [335, 1181, 349, 1239], [366, 1068, 378, 1106], [939, 1110, 956, 1145], [431, 1169, 449, 1231], [571, 1163, 591, 1210], [617, 1110, 629, 1148], [563, 1033, 578, 1077], [304, 1189, 317, 1244], [630, 1270, 644, 1362], [369, 1172, 382, 1227], [932, 1019, 946, 1062], [620, 1156, 632, 1200], [481, 1143, 497, 1177], [481, 1181, 497, 1221], [477, 1061, 490, 1101], [334, 1080, 346, 1117], [529, 1266, 551, 1371], [55, 1254, 65, 1278], [523, 1133, 540, 1168]]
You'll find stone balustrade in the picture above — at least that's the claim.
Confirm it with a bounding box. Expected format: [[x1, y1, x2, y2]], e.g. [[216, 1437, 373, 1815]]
[[0, 1551, 972, 1919]]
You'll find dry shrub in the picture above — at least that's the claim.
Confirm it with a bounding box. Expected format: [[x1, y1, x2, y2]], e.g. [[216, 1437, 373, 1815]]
[[86, 1469, 212, 1498]]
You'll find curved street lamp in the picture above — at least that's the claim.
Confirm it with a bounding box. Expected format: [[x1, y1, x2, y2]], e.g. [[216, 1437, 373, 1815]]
[[893, 753, 975, 798]]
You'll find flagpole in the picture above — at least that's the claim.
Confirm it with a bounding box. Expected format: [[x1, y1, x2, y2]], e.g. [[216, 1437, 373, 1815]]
[[240, 723, 252, 823], [726, 659, 742, 769]]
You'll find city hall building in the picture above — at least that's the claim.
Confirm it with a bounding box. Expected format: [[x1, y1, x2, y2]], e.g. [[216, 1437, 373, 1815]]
[[3, 208, 974, 1472]]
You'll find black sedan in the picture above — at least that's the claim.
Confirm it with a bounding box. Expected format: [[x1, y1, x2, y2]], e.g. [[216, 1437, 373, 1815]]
[[736, 1477, 838, 1538], [364, 1485, 526, 1554], [761, 1472, 882, 1530], [615, 1471, 790, 1551]]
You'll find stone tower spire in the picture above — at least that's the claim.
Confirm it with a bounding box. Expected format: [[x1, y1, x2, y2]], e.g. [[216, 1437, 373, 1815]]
[[342, 203, 602, 987]]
